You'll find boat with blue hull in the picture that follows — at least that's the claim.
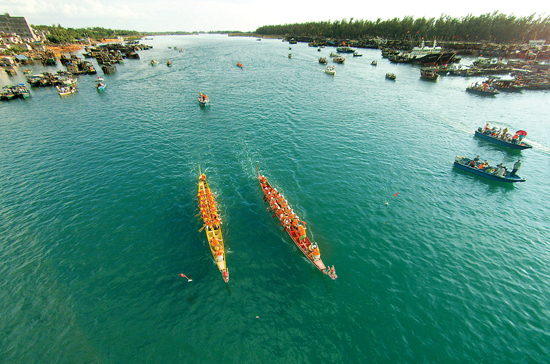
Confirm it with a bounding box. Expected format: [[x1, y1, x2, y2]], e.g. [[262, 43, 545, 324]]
[[453, 156, 525, 183], [475, 128, 532, 150]]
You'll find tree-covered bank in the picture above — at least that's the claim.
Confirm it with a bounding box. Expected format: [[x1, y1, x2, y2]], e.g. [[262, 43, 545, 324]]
[[256, 12, 550, 44], [33, 25, 141, 44]]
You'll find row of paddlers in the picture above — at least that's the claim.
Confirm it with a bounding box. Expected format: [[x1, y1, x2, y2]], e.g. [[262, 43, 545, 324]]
[[196, 166, 337, 283]]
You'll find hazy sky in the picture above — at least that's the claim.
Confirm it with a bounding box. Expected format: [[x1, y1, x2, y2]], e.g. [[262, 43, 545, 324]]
[[3, 0, 549, 32]]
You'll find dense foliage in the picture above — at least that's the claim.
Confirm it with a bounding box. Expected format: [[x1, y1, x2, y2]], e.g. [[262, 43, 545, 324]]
[[33, 25, 141, 44], [256, 12, 550, 43]]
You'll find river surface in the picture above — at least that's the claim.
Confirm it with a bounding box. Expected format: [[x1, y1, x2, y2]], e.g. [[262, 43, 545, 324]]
[[1, 34, 549, 364]]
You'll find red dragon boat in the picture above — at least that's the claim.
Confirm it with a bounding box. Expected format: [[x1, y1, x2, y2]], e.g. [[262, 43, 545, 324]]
[[256, 165, 337, 280]]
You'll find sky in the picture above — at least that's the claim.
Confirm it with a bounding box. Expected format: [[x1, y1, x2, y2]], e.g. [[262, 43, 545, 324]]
[[3, 0, 549, 32]]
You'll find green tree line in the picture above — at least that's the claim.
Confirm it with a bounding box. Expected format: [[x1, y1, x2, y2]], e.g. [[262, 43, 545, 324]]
[[33, 24, 141, 44], [256, 12, 550, 43]]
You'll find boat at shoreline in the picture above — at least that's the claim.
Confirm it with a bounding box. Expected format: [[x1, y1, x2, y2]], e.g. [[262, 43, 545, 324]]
[[56, 85, 77, 96], [453, 156, 525, 183], [256, 165, 337, 280], [336, 46, 355, 53], [466, 83, 499, 96], [475, 126, 532, 150], [197, 168, 229, 283]]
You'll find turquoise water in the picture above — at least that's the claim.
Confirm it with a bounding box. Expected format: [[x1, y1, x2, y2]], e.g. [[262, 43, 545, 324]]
[[1, 35, 550, 363]]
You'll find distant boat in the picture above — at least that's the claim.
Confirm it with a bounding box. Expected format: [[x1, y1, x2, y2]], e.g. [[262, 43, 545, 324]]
[[353, 52, 362, 57], [336, 46, 355, 53], [199, 92, 209, 106], [325, 66, 336, 75], [420, 67, 439, 80], [371, 60, 377, 66], [319, 57, 327, 64], [56, 85, 77, 96], [386, 73, 396, 80], [466, 83, 499, 96], [150, 59, 158, 66], [237, 62, 243, 69], [167, 60, 172, 67], [333, 56, 345, 63], [288, 53, 293, 58], [95, 77, 106, 92]]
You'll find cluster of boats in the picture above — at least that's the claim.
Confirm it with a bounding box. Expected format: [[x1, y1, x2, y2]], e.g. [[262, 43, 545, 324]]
[[196, 166, 337, 283], [26, 71, 77, 88], [1, 84, 30, 100], [453, 124, 531, 183]]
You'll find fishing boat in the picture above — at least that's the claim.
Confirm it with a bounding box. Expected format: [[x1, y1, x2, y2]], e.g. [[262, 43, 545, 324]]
[[150, 59, 159, 66], [166, 60, 172, 67], [386, 73, 396, 80], [333, 56, 345, 63], [256, 165, 337, 280], [475, 125, 532, 150], [198, 92, 209, 106], [319, 57, 327, 64], [420, 67, 439, 80], [56, 85, 77, 96], [453, 156, 525, 183], [95, 77, 106, 92], [466, 83, 499, 96], [197, 167, 229, 283], [336, 46, 355, 53], [325, 65, 336, 75]]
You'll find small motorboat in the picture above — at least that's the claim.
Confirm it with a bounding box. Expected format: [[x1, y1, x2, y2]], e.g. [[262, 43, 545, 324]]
[[95, 77, 106, 92], [466, 83, 499, 96], [150, 59, 158, 66], [237, 62, 243, 69], [325, 66, 336, 75], [198, 92, 209, 106], [56, 85, 77, 96], [475, 125, 532, 150], [333, 56, 345, 63], [371, 60, 377, 66], [288, 53, 293, 58], [386, 73, 396, 80], [453, 156, 525, 183], [353, 52, 362, 57], [166, 60, 172, 67], [319, 57, 327, 64]]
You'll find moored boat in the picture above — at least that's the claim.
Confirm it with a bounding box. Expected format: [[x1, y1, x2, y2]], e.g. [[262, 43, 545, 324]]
[[466, 82, 499, 96], [420, 67, 439, 80], [453, 156, 525, 183], [197, 169, 229, 283], [325, 65, 336, 75], [256, 166, 337, 280], [336, 46, 355, 53], [56, 85, 77, 96], [475, 125, 532, 150]]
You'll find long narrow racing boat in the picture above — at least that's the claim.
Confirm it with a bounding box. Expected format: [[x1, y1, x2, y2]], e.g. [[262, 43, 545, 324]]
[[198, 167, 229, 282], [256, 165, 337, 279]]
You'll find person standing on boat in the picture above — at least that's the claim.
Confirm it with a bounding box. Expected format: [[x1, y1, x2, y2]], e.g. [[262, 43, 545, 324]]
[[511, 159, 521, 177], [298, 225, 307, 241]]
